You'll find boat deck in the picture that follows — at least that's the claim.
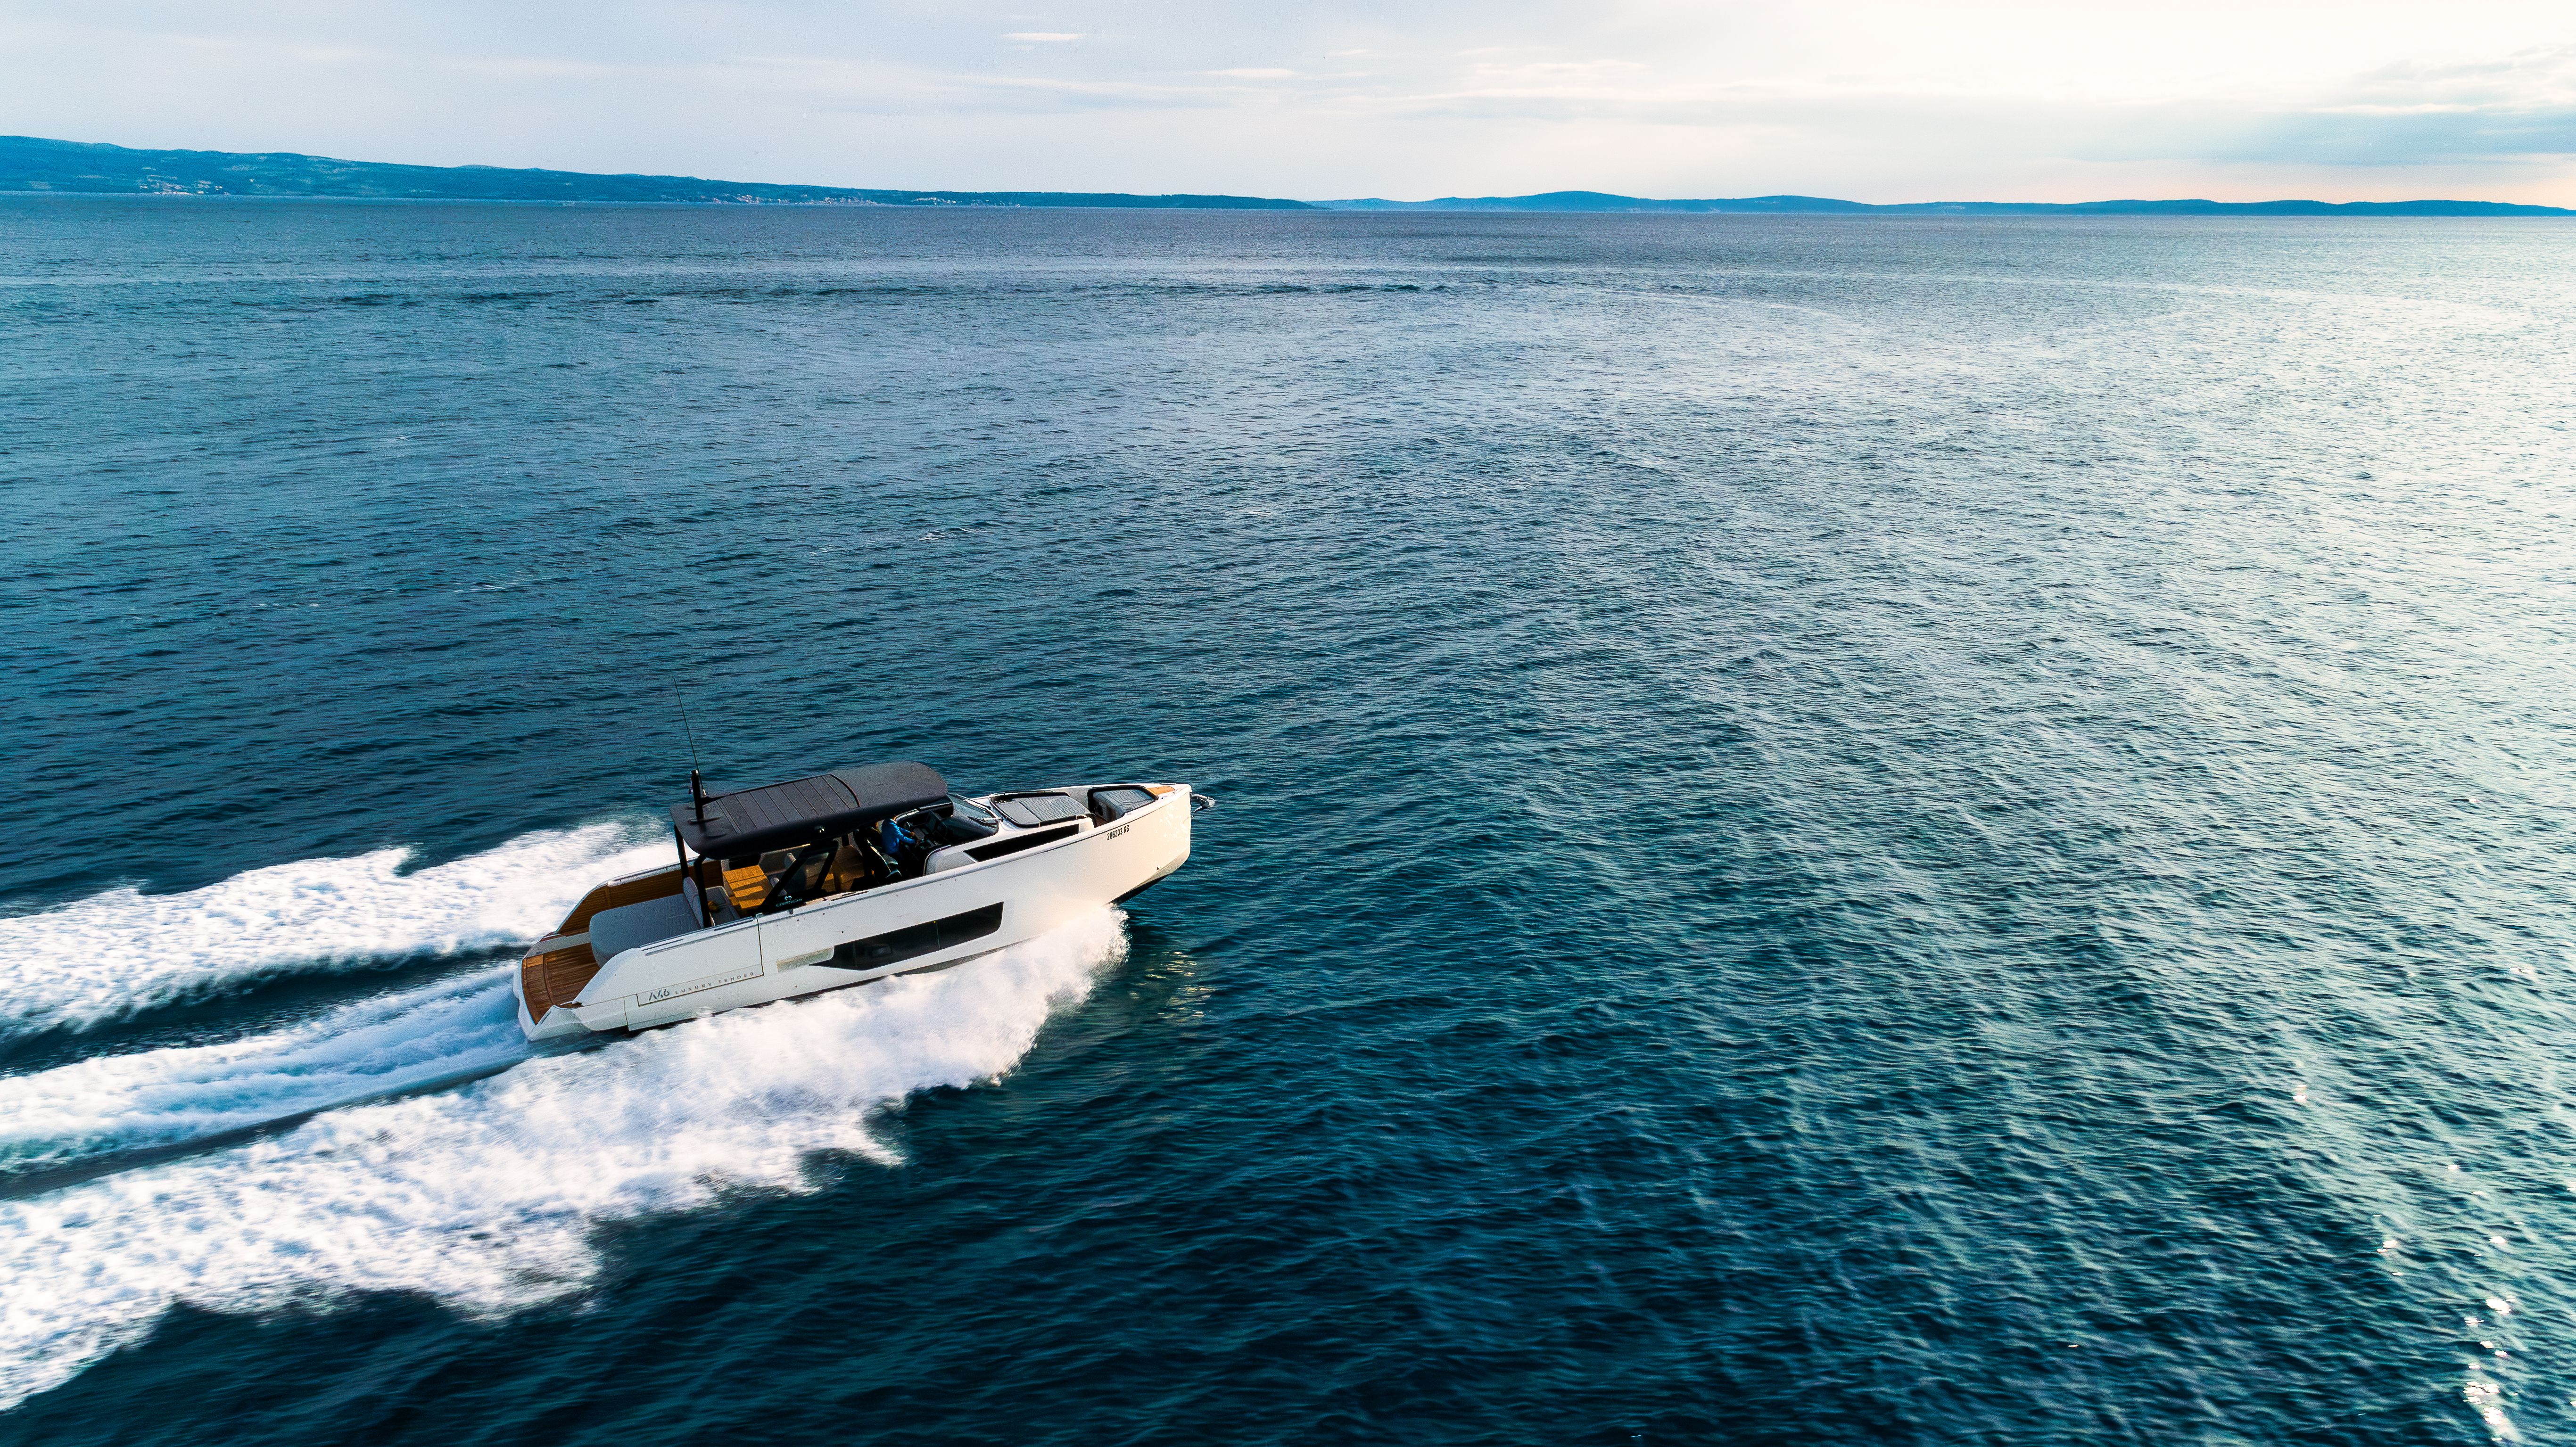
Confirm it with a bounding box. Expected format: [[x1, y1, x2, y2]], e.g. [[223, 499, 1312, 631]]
[[520, 939, 601, 1022], [520, 866, 691, 1024]]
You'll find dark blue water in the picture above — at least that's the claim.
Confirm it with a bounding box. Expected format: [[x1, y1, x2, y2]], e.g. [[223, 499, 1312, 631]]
[[4, 197, 2575, 1445]]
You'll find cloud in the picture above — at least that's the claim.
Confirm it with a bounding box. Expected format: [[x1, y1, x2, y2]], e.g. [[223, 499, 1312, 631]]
[[1210, 68, 1296, 78], [2099, 103, 2576, 167], [2346, 43, 2576, 108], [1000, 33, 1082, 43], [1271, 41, 2576, 172]]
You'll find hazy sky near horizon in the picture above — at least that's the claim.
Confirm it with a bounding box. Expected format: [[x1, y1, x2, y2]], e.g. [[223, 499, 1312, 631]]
[[6, 2, 2576, 203]]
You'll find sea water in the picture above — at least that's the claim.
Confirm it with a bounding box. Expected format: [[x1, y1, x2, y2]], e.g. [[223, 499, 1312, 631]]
[[2, 198, 2574, 1444]]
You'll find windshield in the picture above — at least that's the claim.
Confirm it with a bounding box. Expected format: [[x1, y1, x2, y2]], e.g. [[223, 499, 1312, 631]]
[[949, 793, 1000, 827]]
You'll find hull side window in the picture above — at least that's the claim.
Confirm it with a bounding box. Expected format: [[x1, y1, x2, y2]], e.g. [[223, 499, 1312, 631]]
[[831, 904, 1005, 972], [937, 903, 1004, 945]]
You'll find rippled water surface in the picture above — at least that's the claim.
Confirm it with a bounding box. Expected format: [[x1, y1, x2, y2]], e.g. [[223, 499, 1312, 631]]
[[3, 198, 2574, 1444]]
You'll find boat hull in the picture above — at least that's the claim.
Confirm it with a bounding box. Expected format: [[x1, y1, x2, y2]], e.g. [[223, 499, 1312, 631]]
[[516, 784, 1194, 1039]]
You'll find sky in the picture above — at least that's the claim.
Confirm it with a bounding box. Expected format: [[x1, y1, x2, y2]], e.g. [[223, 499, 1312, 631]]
[[4, 1, 2575, 203]]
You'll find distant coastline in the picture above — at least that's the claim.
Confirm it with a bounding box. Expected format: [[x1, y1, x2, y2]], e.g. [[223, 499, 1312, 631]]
[[1319, 189, 2574, 217], [7, 137, 2564, 216], [0, 135, 1321, 211]]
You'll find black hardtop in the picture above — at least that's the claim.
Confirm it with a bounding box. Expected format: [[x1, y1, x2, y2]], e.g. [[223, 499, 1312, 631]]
[[673, 760, 947, 861]]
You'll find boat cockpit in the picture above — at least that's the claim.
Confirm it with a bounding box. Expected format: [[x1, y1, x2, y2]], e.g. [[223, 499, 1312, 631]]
[[669, 766, 1159, 915]]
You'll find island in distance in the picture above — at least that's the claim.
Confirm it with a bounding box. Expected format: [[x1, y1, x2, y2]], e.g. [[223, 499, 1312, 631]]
[[0, 134, 1323, 209], [6, 135, 2568, 216]]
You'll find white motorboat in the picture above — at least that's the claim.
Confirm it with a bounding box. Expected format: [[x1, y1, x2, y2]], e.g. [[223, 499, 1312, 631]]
[[515, 760, 1207, 1039]]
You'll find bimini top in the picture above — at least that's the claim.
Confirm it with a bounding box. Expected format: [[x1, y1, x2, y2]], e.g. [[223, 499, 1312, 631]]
[[672, 760, 947, 861]]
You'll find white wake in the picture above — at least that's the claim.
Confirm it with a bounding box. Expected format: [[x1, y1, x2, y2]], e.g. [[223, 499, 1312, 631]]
[[0, 970, 528, 1171], [0, 825, 671, 1036], [0, 907, 1123, 1414]]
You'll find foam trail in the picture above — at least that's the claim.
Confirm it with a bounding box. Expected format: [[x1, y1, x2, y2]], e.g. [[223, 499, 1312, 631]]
[[0, 825, 671, 1036], [0, 908, 1124, 1413], [0, 970, 528, 1173]]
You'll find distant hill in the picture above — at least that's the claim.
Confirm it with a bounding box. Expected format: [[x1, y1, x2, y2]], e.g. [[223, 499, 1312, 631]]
[[0, 135, 1322, 210], [16, 141, 2556, 218], [1321, 189, 2573, 217]]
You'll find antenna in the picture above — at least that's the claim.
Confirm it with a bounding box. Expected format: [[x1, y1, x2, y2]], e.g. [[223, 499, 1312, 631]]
[[673, 685, 710, 823], [672, 685, 703, 773]]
